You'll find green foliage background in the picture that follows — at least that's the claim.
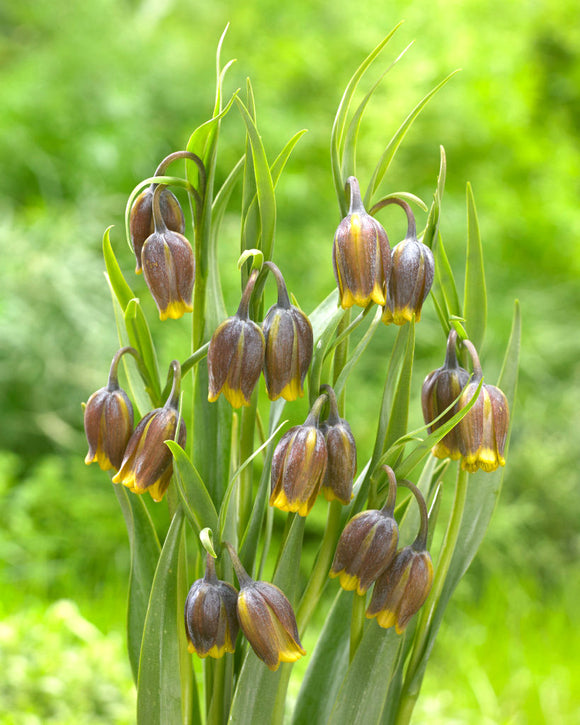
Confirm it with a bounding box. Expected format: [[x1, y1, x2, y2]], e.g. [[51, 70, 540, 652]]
[[0, 0, 579, 722]]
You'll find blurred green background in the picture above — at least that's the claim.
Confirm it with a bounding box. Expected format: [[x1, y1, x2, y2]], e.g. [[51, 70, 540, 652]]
[[1, 0, 579, 722]]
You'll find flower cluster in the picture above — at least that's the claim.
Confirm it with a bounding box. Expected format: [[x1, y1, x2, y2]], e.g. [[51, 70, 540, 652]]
[[184, 545, 305, 672], [270, 385, 357, 516], [331, 467, 433, 634], [84, 353, 185, 502], [208, 263, 313, 407]]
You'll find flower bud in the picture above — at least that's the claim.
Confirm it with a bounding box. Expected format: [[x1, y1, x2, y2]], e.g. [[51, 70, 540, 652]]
[[184, 554, 239, 659], [376, 198, 434, 325], [208, 270, 265, 408], [333, 176, 391, 309], [270, 396, 328, 517], [130, 184, 185, 274], [226, 544, 305, 671], [112, 361, 186, 502], [367, 480, 433, 633], [84, 347, 136, 471], [262, 262, 313, 401], [421, 329, 470, 460], [330, 466, 399, 595], [319, 385, 356, 504], [141, 184, 194, 321], [457, 375, 509, 474]]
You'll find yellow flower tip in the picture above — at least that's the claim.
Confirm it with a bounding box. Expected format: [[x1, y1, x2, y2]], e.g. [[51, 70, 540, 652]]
[[187, 642, 195, 654], [337, 572, 359, 592], [223, 385, 251, 409], [370, 284, 386, 307], [339, 288, 356, 309], [461, 457, 480, 473], [135, 266, 143, 276], [381, 307, 394, 325], [159, 300, 193, 321], [394, 621, 408, 635], [280, 378, 303, 402], [392, 307, 414, 326], [269, 488, 313, 517], [375, 609, 397, 630], [321, 485, 351, 505]]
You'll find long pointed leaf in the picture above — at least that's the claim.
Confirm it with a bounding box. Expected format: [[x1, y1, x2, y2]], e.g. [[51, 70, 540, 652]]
[[124, 298, 161, 406], [463, 182, 487, 351], [103, 226, 135, 311]]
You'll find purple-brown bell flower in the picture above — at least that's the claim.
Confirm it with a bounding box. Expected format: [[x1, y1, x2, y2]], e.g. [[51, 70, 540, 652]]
[[262, 261, 313, 402], [333, 176, 391, 309], [225, 543, 305, 671], [208, 270, 265, 408], [184, 553, 240, 659], [130, 186, 184, 275], [456, 339, 510, 473], [421, 329, 470, 461], [141, 184, 195, 321], [330, 465, 399, 595], [367, 480, 433, 634], [372, 198, 434, 325], [84, 346, 137, 471], [270, 395, 328, 517], [319, 384, 356, 504], [112, 360, 186, 502]]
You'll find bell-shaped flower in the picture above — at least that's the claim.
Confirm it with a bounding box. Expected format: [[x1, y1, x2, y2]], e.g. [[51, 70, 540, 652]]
[[319, 384, 356, 504], [141, 185, 195, 321], [184, 553, 239, 659], [367, 480, 433, 633], [208, 270, 265, 408], [84, 347, 136, 471], [373, 197, 434, 325], [332, 176, 391, 309], [421, 329, 470, 461], [226, 544, 305, 671], [112, 361, 186, 502], [262, 262, 313, 401], [330, 465, 398, 595], [270, 395, 328, 517]]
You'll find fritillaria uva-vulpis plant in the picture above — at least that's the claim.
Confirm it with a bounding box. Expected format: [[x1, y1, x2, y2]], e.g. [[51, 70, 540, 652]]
[[84, 25, 520, 725]]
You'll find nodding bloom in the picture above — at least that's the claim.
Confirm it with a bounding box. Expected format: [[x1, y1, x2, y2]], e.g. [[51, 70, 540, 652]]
[[184, 553, 240, 659], [84, 347, 136, 471], [373, 198, 434, 325], [456, 339, 510, 473], [330, 465, 399, 595], [421, 329, 470, 461], [332, 176, 391, 309], [367, 480, 433, 634], [226, 544, 305, 671], [130, 186, 184, 275], [141, 185, 195, 321], [207, 270, 265, 408], [319, 385, 357, 505], [262, 261, 313, 402], [112, 360, 186, 502], [270, 395, 328, 517]]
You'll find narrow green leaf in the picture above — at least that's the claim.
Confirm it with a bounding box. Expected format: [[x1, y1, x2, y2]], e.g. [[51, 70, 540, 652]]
[[114, 485, 161, 683], [364, 71, 460, 208], [328, 622, 400, 725], [212, 155, 245, 234], [431, 231, 461, 332], [422, 146, 447, 250], [291, 590, 351, 725], [166, 441, 219, 537], [235, 96, 277, 262], [383, 318, 415, 455], [333, 306, 382, 398], [103, 226, 135, 311], [137, 507, 187, 725], [331, 23, 403, 214], [463, 182, 487, 350], [307, 291, 346, 406], [124, 298, 161, 406], [228, 516, 306, 724]]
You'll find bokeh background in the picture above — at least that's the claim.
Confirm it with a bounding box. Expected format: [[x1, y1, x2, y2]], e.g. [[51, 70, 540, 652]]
[[1, 0, 579, 722]]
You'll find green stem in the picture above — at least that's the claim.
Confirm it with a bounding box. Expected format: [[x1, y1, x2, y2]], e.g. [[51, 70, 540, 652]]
[[207, 656, 226, 725], [296, 500, 343, 631], [395, 465, 469, 725], [333, 310, 351, 415], [349, 593, 366, 662], [238, 393, 258, 538]]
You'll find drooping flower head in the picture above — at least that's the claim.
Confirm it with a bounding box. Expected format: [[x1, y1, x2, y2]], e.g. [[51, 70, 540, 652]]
[[141, 184, 195, 321], [319, 384, 357, 505], [225, 543, 305, 671], [421, 329, 470, 461], [112, 360, 186, 502], [269, 394, 328, 517], [262, 261, 313, 402], [371, 197, 434, 325], [332, 176, 391, 309], [84, 346, 137, 471], [184, 553, 240, 659], [367, 479, 433, 634], [330, 465, 399, 595], [207, 269, 265, 408]]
